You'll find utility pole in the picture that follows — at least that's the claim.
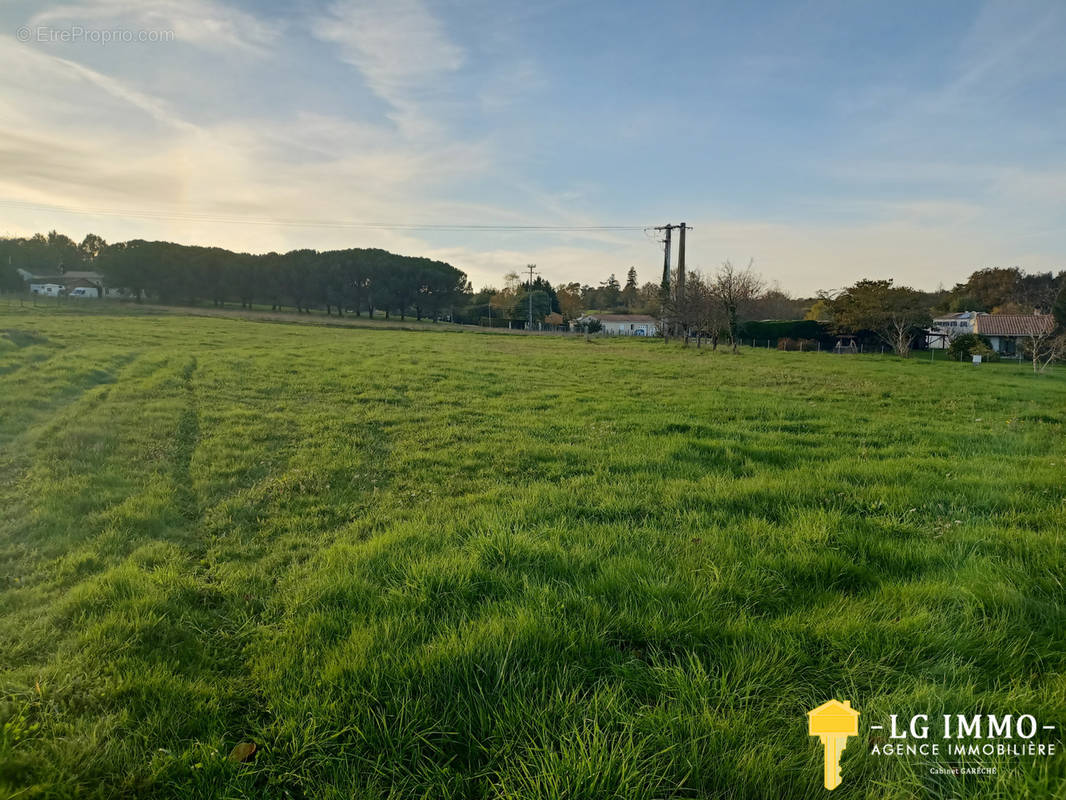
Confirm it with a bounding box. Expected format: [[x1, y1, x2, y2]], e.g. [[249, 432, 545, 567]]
[[676, 222, 691, 303], [654, 222, 693, 339], [526, 263, 538, 330]]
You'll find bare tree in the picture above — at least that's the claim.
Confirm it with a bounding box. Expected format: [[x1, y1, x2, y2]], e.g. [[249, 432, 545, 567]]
[[1024, 326, 1066, 374], [711, 259, 764, 353], [673, 271, 715, 347]]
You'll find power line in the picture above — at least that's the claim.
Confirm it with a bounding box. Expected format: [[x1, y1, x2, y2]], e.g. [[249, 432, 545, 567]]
[[0, 199, 652, 233]]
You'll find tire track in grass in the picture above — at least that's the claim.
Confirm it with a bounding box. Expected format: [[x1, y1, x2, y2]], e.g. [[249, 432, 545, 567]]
[[135, 349, 398, 797], [171, 357, 200, 522], [0, 350, 147, 553]]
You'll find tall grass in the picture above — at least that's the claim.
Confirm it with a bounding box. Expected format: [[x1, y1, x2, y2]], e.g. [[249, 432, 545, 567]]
[[1, 308, 1064, 799]]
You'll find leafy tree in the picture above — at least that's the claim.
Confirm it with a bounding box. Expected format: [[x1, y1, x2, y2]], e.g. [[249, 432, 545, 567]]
[[514, 289, 552, 324], [79, 234, 108, 264], [825, 279, 931, 356], [0, 244, 20, 293], [805, 298, 831, 321], [556, 282, 583, 320], [1016, 270, 1064, 313], [952, 267, 1021, 311], [1053, 282, 1066, 330]]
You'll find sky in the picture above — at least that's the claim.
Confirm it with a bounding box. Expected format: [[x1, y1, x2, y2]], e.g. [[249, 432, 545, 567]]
[[1, 0, 1065, 295]]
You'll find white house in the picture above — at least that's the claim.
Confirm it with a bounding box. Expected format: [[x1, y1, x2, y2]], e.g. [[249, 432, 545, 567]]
[[926, 311, 981, 349], [584, 314, 660, 336]]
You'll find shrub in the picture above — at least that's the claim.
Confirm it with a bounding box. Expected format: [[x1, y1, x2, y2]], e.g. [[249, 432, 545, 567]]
[[969, 341, 999, 362], [948, 333, 997, 361]]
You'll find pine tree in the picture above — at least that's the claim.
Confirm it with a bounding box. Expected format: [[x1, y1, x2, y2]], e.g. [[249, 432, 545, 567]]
[[622, 266, 638, 308]]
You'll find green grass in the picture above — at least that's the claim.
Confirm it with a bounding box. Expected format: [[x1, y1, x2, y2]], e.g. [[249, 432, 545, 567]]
[[1, 308, 1064, 799]]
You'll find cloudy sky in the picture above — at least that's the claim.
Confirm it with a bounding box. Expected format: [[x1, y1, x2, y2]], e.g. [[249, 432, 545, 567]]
[[1, 0, 1064, 294]]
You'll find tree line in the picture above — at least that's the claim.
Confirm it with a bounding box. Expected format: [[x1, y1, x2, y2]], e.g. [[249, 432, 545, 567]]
[[3, 232, 1063, 356], [1, 232, 470, 321]]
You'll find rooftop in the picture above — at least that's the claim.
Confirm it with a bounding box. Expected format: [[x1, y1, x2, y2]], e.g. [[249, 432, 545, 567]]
[[974, 314, 1055, 337]]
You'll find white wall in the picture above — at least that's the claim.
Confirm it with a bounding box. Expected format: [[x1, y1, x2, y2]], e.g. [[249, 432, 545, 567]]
[[600, 321, 657, 336]]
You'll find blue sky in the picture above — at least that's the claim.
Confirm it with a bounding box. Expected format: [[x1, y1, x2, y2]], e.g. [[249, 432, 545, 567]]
[[1, 0, 1064, 293]]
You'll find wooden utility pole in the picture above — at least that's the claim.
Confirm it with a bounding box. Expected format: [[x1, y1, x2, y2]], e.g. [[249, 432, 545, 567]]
[[677, 222, 690, 302], [526, 263, 538, 330], [654, 223, 693, 338]]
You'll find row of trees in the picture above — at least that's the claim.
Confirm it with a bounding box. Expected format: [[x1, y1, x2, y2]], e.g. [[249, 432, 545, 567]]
[[4, 232, 1063, 360], [2, 233, 470, 321], [946, 267, 1064, 314]]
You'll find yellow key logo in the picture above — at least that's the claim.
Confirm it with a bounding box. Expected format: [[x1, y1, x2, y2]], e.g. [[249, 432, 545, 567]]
[[808, 700, 860, 790]]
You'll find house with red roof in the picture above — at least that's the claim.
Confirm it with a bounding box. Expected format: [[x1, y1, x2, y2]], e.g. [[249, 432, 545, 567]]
[[973, 313, 1056, 356]]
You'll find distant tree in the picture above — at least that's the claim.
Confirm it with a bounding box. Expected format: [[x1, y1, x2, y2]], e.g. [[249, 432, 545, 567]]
[[1016, 271, 1064, 314], [78, 233, 108, 264], [622, 266, 639, 308], [675, 271, 722, 348], [805, 298, 832, 321], [991, 301, 1030, 315], [711, 259, 764, 353], [826, 279, 931, 357], [636, 282, 661, 315], [46, 230, 83, 271], [599, 273, 622, 308], [556, 282, 583, 320], [491, 273, 521, 319], [1053, 282, 1066, 330], [529, 276, 560, 314], [514, 289, 552, 324], [1023, 325, 1066, 374], [952, 267, 1022, 311], [749, 285, 805, 320], [0, 244, 20, 293]]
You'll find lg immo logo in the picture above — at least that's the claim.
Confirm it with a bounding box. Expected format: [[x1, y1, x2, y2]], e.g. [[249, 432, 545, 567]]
[[808, 700, 859, 790], [807, 699, 1060, 790]]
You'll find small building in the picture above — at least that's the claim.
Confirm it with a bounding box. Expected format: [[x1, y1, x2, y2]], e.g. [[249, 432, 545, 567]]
[[29, 281, 65, 296], [973, 314, 1055, 356], [926, 311, 981, 349], [583, 314, 660, 336], [18, 269, 109, 297]]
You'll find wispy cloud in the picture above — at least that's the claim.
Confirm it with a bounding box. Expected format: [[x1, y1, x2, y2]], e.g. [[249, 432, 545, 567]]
[[310, 0, 464, 138]]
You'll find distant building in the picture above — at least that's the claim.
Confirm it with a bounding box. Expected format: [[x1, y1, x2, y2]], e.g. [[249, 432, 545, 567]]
[[926, 311, 981, 349], [580, 314, 660, 336], [973, 314, 1055, 356], [17, 268, 121, 298]]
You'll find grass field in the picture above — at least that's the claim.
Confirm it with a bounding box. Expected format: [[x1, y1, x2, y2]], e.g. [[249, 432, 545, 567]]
[[1, 308, 1064, 799]]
